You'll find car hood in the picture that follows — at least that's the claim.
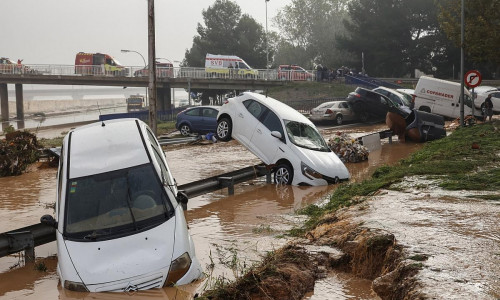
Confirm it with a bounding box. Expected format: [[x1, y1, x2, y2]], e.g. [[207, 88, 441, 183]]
[[63, 218, 176, 286], [290, 144, 350, 180]]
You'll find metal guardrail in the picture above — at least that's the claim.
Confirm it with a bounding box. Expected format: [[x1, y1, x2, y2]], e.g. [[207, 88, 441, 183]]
[[0, 164, 271, 261]]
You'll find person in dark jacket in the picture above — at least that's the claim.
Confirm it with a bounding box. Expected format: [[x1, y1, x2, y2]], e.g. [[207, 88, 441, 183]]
[[484, 94, 493, 122]]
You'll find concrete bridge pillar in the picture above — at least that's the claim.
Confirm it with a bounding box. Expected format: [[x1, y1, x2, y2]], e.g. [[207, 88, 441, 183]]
[[15, 84, 24, 120], [0, 83, 8, 122], [157, 86, 172, 112]]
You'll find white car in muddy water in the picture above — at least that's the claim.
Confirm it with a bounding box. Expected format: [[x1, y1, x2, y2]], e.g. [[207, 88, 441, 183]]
[[215, 92, 350, 186], [41, 118, 202, 292]]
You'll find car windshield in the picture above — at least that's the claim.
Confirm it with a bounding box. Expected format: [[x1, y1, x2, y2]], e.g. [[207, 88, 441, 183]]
[[65, 164, 173, 240], [284, 120, 330, 152], [397, 93, 412, 106]]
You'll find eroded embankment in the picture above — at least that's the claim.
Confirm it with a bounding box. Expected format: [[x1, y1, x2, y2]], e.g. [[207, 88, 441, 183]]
[[200, 212, 421, 300]]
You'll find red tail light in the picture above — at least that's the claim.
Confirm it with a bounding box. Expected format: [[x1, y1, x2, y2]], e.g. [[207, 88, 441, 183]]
[[325, 109, 333, 115]]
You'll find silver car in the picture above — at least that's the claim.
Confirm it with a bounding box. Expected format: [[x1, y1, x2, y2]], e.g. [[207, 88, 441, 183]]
[[309, 101, 356, 125]]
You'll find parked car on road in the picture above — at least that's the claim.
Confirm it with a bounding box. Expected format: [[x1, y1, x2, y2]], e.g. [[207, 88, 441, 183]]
[[277, 64, 314, 81], [41, 118, 202, 292], [215, 92, 350, 186], [176, 106, 219, 136], [309, 101, 356, 125], [134, 62, 174, 78], [347, 87, 408, 123]]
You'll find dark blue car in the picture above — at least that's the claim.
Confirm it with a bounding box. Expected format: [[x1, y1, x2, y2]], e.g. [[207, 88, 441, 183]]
[[175, 106, 219, 136]]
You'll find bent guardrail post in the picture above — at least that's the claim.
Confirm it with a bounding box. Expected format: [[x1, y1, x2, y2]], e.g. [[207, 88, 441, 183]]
[[1, 223, 55, 262], [218, 176, 234, 195]]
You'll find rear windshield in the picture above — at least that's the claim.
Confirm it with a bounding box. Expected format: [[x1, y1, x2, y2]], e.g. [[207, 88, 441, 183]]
[[64, 164, 174, 241]]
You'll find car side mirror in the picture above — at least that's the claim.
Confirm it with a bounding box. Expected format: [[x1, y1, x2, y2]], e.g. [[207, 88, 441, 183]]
[[271, 131, 282, 140], [177, 190, 189, 211], [40, 215, 58, 228]]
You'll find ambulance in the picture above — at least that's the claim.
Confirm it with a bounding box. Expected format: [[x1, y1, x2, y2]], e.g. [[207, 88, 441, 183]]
[[205, 53, 258, 78], [75, 52, 129, 76], [414, 76, 481, 119]]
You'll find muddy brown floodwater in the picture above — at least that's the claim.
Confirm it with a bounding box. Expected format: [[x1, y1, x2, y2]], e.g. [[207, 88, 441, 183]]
[[1, 123, 427, 299]]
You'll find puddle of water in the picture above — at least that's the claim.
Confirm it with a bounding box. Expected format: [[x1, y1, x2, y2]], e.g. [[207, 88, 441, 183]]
[[0, 130, 423, 299], [351, 183, 500, 299]]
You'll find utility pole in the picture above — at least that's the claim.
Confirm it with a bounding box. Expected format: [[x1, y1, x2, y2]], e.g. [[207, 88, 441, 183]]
[[148, 0, 158, 134], [265, 0, 269, 75], [459, 0, 465, 127]]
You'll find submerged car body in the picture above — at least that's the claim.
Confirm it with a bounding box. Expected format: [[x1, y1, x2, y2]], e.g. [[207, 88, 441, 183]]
[[215, 92, 350, 186], [309, 100, 356, 125], [42, 118, 202, 292]]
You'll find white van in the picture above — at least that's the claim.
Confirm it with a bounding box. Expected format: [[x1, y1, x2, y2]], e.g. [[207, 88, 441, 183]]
[[205, 53, 258, 78], [41, 118, 202, 292], [414, 76, 481, 119]]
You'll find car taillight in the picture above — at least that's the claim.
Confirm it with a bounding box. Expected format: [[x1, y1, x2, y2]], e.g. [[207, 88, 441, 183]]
[[325, 109, 333, 115], [353, 93, 361, 98]]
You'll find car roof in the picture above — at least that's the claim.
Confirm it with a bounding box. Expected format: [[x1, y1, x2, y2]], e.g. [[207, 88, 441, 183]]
[[396, 88, 415, 95], [236, 92, 313, 125], [67, 118, 150, 179]]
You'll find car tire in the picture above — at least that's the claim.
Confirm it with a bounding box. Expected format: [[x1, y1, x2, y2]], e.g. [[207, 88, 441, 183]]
[[179, 124, 191, 136], [216, 117, 232, 142], [274, 163, 293, 185], [336, 114, 343, 125]]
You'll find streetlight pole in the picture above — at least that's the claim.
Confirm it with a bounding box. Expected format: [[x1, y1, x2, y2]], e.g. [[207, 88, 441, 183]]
[[265, 0, 269, 76], [121, 49, 148, 106], [148, 0, 157, 134]]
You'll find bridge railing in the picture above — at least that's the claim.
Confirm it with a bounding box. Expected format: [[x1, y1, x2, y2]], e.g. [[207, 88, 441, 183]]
[[1, 64, 322, 82]]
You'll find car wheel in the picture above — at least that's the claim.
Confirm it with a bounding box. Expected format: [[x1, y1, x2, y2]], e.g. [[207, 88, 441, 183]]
[[216, 117, 232, 142], [336, 114, 343, 125], [179, 124, 191, 136], [274, 163, 293, 185]]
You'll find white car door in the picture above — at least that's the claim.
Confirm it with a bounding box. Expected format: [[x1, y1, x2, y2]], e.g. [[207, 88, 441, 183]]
[[232, 99, 261, 147], [250, 107, 284, 165]]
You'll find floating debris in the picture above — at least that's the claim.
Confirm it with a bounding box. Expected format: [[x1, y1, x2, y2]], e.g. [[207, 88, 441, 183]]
[[0, 130, 40, 177], [328, 132, 369, 163]]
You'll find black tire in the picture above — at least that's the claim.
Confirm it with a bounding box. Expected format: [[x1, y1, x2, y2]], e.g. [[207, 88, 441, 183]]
[[179, 124, 191, 136], [274, 163, 293, 185], [336, 114, 343, 125], [216, 117, 232, 141]]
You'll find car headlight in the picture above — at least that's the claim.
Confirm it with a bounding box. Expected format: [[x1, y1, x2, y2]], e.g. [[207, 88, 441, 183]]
[[301, 162, 323, 179], [64, 280, 89, 292], [164, 252, 192, 286]]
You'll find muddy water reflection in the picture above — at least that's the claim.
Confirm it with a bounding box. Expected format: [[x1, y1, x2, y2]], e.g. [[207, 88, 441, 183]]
[[0, 136, 421, 299]]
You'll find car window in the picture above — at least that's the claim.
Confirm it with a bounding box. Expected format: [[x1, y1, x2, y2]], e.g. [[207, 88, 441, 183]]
[[185, 108, 200, 116], [317, 102, 333, 109], [244, 100, 264, 119], [260, 110, 284, 137], [202, 108, 218, 118], [340, 102, 348, 108], [64, 164, 173, 239], [493, 92, 500, 98]]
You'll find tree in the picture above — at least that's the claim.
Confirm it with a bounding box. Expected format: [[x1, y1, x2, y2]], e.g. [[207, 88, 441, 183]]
[[274, 0, 354, 69], [184, 0, 268, 68], [438, 0, 500, 78]]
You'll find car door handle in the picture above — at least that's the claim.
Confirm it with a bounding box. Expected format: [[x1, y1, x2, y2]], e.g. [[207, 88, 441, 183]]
[[238, 113, 244, 118], [256, 128, 262, 134]]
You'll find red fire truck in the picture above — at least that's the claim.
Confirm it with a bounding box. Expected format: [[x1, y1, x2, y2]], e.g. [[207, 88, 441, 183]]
[[75, 52, 128, 76]]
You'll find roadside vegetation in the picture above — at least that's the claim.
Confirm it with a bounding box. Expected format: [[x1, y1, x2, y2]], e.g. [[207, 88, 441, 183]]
[[298, 120, 500, 234]]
